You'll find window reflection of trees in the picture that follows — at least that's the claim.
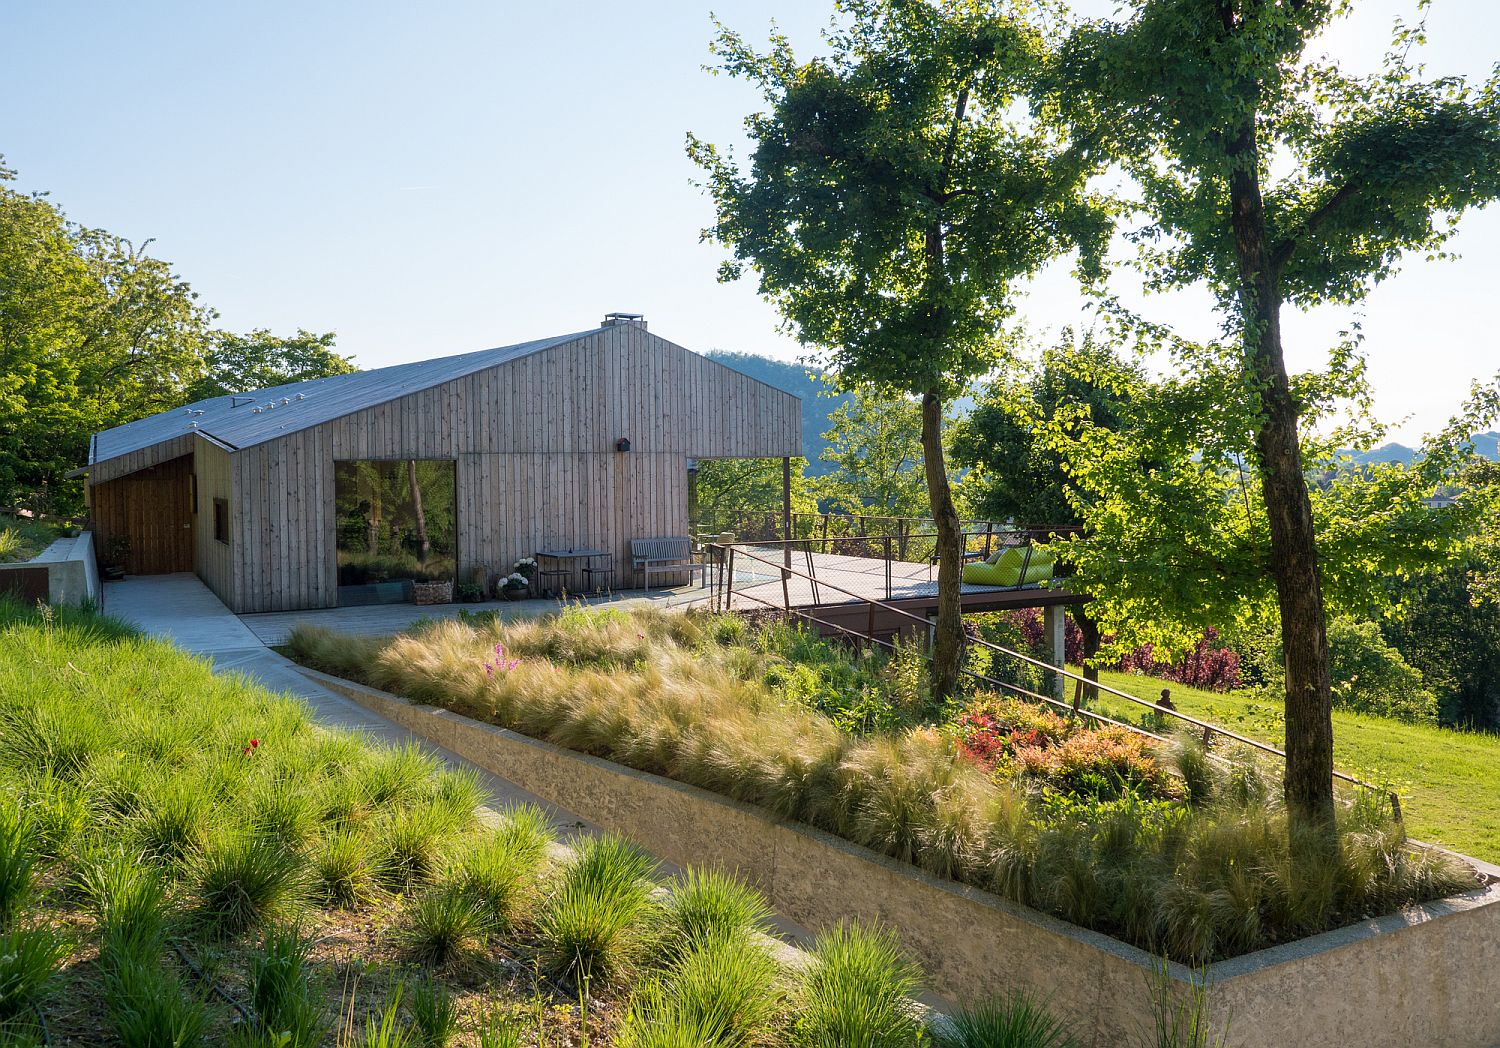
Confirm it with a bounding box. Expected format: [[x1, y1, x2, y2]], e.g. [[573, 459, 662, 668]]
[[334, 460, 456, 586]]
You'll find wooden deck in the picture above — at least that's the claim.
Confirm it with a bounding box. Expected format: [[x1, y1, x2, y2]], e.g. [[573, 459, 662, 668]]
[[720, 547, 1086, 626]]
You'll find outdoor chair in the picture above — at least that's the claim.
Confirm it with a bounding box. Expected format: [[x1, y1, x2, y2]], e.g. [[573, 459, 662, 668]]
[[631, 537, 705, 588], [961, 544, 1056, 588]]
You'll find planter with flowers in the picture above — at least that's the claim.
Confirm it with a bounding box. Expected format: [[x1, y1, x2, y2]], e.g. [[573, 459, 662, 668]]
[[498, 572, 530, 601]]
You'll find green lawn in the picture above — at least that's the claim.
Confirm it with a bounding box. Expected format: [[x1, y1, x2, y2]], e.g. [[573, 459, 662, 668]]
[[1081, 668, 1500, 863]]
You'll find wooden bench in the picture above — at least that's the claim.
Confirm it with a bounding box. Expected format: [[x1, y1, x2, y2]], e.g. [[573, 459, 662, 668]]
[[631, 537, 705, 588]]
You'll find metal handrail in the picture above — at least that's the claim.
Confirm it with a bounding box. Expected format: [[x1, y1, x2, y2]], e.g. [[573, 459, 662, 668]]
[[710, 541, 1400, 817], [727, 579, 1166, 743]]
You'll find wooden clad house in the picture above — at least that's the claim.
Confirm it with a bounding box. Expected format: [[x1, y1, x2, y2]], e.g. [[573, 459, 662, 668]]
[[77, 315, 801, 613]]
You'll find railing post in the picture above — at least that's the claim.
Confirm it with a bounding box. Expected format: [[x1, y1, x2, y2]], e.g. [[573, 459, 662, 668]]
[[781, 567, 792, 621], [884, 535, 892, 601], [867, 599, 877, 643], [1390, 791, 1404, 822], [720, 545, 732, 611]]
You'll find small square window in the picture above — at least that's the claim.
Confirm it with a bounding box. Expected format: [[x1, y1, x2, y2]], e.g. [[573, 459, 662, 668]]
[[213, 498, 230, 545]]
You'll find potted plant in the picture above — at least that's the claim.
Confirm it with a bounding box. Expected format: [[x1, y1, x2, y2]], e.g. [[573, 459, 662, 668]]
[[458, 566, 487, 603], [513, 557, 538, 586], [499, 572, 530, 601]]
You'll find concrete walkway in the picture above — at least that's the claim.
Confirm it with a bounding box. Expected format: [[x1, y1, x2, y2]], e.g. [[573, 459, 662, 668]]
[[100, 573, 594, 828]]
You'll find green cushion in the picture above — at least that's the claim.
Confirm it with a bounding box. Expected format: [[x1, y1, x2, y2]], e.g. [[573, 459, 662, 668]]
[[962, 546, 1055, 587]]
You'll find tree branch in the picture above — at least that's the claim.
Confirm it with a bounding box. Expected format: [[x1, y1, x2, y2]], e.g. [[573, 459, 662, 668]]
[[1271, 178, 1361, 268]]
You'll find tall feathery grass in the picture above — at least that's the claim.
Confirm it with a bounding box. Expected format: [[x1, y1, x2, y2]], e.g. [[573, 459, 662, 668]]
[[285, 609, 1479, 963]]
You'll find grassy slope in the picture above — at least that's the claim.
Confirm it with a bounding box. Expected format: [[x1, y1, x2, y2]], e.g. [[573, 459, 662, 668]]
[[0, 516, 57, 561], [1084, 668, 1500, 863]]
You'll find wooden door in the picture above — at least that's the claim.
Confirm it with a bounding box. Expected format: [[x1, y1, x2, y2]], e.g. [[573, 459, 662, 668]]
[[91, 455, 195, 574]]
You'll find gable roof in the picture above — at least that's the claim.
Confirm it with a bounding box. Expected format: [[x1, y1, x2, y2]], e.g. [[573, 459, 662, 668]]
[[89, 329, 603, 467]]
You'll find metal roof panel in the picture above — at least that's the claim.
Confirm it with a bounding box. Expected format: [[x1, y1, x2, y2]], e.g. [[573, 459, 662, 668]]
[[90, 329, 601, 465]]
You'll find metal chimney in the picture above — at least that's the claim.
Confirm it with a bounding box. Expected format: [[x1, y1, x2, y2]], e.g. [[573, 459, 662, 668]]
[[601, 312, 647, 330]]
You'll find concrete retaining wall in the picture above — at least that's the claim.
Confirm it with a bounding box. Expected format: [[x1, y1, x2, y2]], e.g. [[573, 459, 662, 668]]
[[298, 664, 1500, 1048], [0, 531, 100, 607]]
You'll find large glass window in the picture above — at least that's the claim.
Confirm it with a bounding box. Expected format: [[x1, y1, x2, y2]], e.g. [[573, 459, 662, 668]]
[[334, 460, 456, 591]]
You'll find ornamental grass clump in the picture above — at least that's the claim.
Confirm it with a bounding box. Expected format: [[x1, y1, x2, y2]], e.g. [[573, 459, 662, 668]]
[[619, 934, 782, 1048], [931, 994, 1078, 1048], [193, 830, 306, 940], [401, 886, 492, 968], [311, 827, 376, 909], [0, 796, 37, 925], [245, 923, 327, 1048], [0, 925, 67, 1024], [447, 804, 554, 929], [660, 868, 774, 956], [793, 923, 924, 1048], [537, 834, 660, 985]]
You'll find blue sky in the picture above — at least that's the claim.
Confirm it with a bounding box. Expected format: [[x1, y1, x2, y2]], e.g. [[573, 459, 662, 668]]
[[2, 0, 1496, 443]]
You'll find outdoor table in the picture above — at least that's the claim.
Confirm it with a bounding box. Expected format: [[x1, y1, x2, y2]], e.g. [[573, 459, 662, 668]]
[[535, 547, 609, 597]]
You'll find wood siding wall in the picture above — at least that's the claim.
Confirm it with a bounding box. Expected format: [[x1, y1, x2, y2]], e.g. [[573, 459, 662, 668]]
[[91, 454, 194, 574], [192, 440, 236, 607], [223, 325, 799, 612]]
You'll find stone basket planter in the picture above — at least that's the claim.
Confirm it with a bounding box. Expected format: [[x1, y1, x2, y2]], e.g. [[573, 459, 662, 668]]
[[411, 580, 454, 605], [294, 663, 1500, 1048]]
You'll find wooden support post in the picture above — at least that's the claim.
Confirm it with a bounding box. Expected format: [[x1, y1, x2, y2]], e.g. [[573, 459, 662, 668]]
[[1044, 604, 1067, 701], [782, 456, 793, 570]]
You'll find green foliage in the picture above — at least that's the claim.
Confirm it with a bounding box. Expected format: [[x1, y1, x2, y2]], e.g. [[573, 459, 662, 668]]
[[620, 935, 781, 1048], [660, 868, 774, 956], [690, 3, 1108, 398], [817, 384, 932, 519], [310, 828, 376, 909], [1233, 617, 1438, 722], [1326, 618, 1437, 722], [0, 796, 36, 926], [447, 805, 554, 930], [401, 887, 491, 968], [81, 850, 172, 966], [0, 159, 352, 513], [953, 332, 1133, 528], [0, 925, 66, 1022], [406, 975, 459, 1048], [931, 994, 1077, 1048], [376, 802, 465, 890], [104, 952, 209, 1048], [691, 456, 815, 539], [537, 835, 659, 985], [246, 924, 326, 1048], [0, 518, 55, 563], [1030, 336, 1499, 659], [1382, 494, 1500, 727], [185, 329, 354, 402], [793, 924, 923, 1048], [192, 831, 306, 940]]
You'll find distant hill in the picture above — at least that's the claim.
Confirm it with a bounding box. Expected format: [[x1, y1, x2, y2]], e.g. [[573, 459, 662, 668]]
[[705, 351, 848, 474], [1348, 432, 1500, 466]]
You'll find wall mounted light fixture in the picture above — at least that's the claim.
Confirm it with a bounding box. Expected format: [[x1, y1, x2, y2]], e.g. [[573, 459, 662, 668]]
[[615, 437, 631, 453]]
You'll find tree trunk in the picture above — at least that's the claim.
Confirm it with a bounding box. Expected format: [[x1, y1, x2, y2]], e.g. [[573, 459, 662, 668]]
[[1226, 127, 1338, 850], [407, 459, 430, 564], [1070, 605, 1101, 703], [922, 388, 964, 701]]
